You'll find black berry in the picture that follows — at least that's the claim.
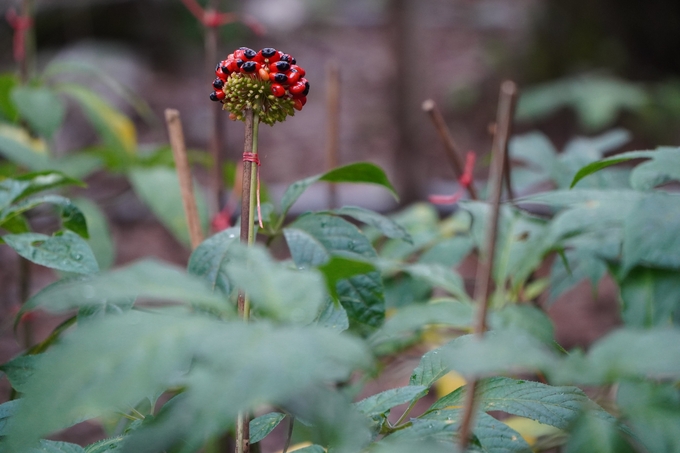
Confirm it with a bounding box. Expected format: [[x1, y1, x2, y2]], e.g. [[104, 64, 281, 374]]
[[275, 61, 290, 72], [213, 78, 224, 89], [241, 61, 257, 73], [273, 73, 288, 83], [210, 92, 219, 101], [243, 48, 257, 60], [261, 47, 277, 57]]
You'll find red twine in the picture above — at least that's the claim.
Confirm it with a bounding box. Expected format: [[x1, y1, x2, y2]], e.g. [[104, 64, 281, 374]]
[[5, 8, 32, 63], [429, 151, 476, 205], [179, 0, 264, 34], [243, 152, 263, 229]]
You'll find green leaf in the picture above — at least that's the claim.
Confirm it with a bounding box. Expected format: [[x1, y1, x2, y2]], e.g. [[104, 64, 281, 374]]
[[3, 231, 99, 275], [279, 163, 398, 218], [617, 267, 680, 327], [224, 243, 326, 325], [431, 377, 599, 430], [553, 328, 680, 385], [315, 300, 349, 332], [325, 206, 412, 243], [354, 386, 427, 417], [622, 193, 680, 273], [0, 194, 89, 238], [616, 381, 680, 453], [0, 74, 19, 121], [549, 249, 607, 303], [317, 255, 377, 301], [516, 75, 648, 131], [4, 311, 371, 451], [630, 147, 680, 190], [488, 305, 555, 345], [564, 411, 635, 453], [569, 150, 655, 188], [509, 132, 558, 177], [440, 331, 558, 378], [288, 446, 326, 453], [57, 84, 137, 154], [129, 167, 208, 248], [419, 236, 475, 269], [0, 124, 51, 170], [0, 400, 19, 435], [370, 299, 473, 352], [28, 440, 86, 453], [10, 86, 66, 138], [249, 412, 286, 444], [410, 344, 451, 387], [73, 198, 115, 270], [0, 354, 39, 393], [379, 203, 441, 260], [285, 214, 385, 331], [21, 259, 228, 315], [0, 171, 85, 209], [187, 227, 240, 296]]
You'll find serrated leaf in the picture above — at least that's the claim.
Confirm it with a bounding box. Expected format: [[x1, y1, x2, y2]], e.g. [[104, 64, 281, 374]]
[[549, 248, 607, 303], [224, 243, 326, 325], [431, 377, 597, 430], [0, 124, 51, 170], [488, 305, 555, 345], [249, 412, 286, 444], [4, 311, 371, 452], [410, 345, 450, 387], [21, 259, 227, 315], [3, 231, 99, 275], [315, 300, 349, 332], [325, 206, 412, 243], [280, 163, 398, 218], [84, 436, 124, 453], [285, 214, 385, 331], [317, 256, 377, 302], [57, 84, 137, 154], [1, 194, 89, 238], [354, 386, 427, 417], [622, 193, 680, 273], [630, 147, 680, 190], [187, 227, 240, 296], [11, 86, 66, 138], [129, 166, 208, 248], [0, 171, 85, 209], [0, 355, 39, 393]]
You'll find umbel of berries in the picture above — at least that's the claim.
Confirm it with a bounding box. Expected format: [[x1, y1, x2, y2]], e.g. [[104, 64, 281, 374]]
[[210, 47, 310, 126]]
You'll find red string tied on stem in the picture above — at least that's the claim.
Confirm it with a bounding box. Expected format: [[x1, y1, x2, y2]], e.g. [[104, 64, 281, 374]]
[[179, 0, 264, 34], [243, 152, 263, 229], [429, 151, 476, 205], [6, 8, 32, 63]]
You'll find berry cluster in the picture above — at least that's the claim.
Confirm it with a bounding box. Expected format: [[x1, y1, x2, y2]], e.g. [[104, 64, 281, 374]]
[[210, 47, 310, 126]]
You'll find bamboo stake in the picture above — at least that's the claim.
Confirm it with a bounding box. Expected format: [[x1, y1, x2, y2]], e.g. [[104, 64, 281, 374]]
[[457, 81, 517, 451], [422, 99, 478, 200], [165, 109, 204, 250], [326, 61, 341, 209]]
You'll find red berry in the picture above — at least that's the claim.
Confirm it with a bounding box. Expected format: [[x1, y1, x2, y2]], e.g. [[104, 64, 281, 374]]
[[301, 78, 310, 96], [259, 68, 270, 81], [242, 48, 257, 60], [233, 49, 245, 60], [260, 47, 279, 62], [286, 69, 300, 84], [241, 61, 257, 73], [210, 91, 220, 102], [289, 81, 306, 95], [280, 54, 295, 65], [293, 98, 304, 111], [215, 90, 226, 100], [216, 68, 228, 81], [272, 73, 288, 84], [300, 96, 307, 107], [271, 83, 285, 97], [274, 61, 290, 72], [290, 65, 305, 77]]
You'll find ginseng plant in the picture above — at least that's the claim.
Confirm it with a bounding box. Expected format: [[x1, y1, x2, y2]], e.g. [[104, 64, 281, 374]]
[[209, 46, 309, 453]]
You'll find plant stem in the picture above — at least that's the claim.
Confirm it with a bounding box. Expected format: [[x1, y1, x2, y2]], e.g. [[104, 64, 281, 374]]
[[165, 109, 204, 249], [457, 81, 516, 452], [282, 416, 295, 453], [206, 0, 225, 216], [495, 84, 518, 202], [422, 99, 478, 200], [19, 0, 34, 84], [19, 256, 32, 348], [236, 108, 259, 453]]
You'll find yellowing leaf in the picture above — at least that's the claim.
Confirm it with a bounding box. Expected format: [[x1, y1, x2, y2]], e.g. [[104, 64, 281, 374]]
[[0, 124, 48, 154], [503, 416, 563, 447], [434, 371, 466, 399], [57, 84, 137, 154]]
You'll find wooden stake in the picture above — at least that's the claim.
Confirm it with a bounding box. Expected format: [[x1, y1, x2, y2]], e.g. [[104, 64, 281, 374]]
[[422, 99, 478, 200], [326, 61, 341, 209], [457, 81, 517, 451], [165, 109, 204, 250]]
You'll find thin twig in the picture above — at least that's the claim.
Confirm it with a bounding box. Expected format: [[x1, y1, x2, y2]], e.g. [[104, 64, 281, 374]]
[[326, 60, 341, 209], [205, 0, 224, 215], [19, 0, 33, 83], [422, 99, 478, 200], [165, 109, 204, 249], [457, 81, 517, 452], [495, 85, 518, 202]]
